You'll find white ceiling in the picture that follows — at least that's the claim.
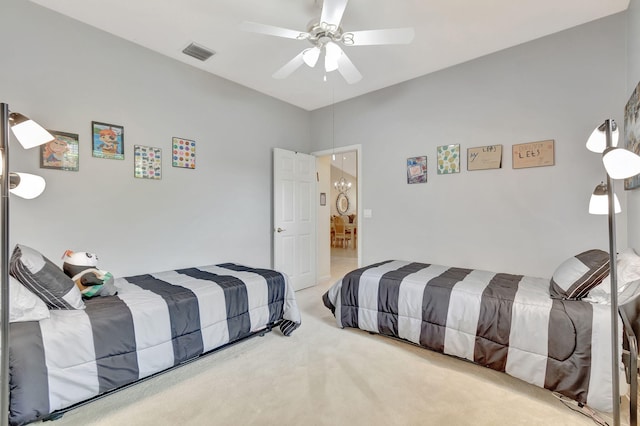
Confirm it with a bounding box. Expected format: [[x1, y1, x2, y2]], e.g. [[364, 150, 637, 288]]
[[30, 0, 629, 111]]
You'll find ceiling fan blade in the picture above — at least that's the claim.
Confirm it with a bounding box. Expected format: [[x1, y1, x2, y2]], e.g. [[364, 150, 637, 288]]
[[345, 28, 415, 46], [240, 21, 309, 40], [324, 41, 341, 72], [336, 51, 362, 84], [320, 0, 349, 28], [273, 51, 306, 79]]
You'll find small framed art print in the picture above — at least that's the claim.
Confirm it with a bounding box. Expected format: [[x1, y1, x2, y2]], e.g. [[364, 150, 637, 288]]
[[172, 137, 196, 169], [437, 144, 460, 174], [92, 121, 124, 160], [407, 156, 427, 184], [512, 140, 554, 169], [134, 145, 162, 180], [40, 130, 79, 171], [467, 145, 502, 171]]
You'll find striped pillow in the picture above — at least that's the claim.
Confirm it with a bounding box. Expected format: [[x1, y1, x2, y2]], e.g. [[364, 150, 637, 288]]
[[9, 244, 85, 310], [549, 249, 610, 300]]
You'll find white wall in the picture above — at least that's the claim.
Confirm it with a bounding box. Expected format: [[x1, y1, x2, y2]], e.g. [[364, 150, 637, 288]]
[[2, 0, 632, 281], [627, 0, 640, 249], [1, 0, 310, 276], [311, 13, 628, 278]]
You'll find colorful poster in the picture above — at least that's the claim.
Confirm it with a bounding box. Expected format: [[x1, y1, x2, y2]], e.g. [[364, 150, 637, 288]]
[[437, 144, 460, 174], [41, 130, 79, 171], [172, 137, 196, 169], [134, 145, 162, 180], [407, 156, 427, 184], [91, 121, 124, 160], [625, 81, 640, 190]]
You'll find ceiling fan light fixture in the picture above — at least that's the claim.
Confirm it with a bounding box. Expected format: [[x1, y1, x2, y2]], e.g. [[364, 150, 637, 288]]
[[324, 42, 341, 72], [241, 0, 415, 83], [302, 47, 321, 67]]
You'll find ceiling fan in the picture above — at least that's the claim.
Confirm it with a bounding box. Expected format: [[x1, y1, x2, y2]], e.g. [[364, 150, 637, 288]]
[[240, 0, 415, 84]]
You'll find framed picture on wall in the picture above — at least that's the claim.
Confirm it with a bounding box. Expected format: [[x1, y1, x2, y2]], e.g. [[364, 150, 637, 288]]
[[407, 156, 427, 184], [134, 145, 162, 180], [512, 140, 554, 169], [467, 145, 502, 171], [172, 137, 196, 169], [436, 144, 460, 174], [624, 80, 640, 190], [92, 121, 124, 160], [40, 130, 79, 171]]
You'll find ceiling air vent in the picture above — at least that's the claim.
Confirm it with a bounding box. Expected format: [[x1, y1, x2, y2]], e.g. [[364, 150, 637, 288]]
[[182, 43, 215, 61]]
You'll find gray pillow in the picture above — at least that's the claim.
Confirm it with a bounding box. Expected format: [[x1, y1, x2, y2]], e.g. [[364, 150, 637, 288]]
[[9, 244, 85, 310], [549, 249, 610, 300]]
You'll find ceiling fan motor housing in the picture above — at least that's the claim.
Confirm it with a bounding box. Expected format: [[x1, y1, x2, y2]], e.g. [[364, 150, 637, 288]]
[[306, 20, 350, 47]]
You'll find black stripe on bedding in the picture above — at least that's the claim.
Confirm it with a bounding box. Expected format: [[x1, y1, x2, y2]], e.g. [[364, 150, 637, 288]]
[[126, 274, 204, 364], [84, 296, 139, 393], [473, 273, 522, 371], [322, 291, 336, 314], [177, 268, 251, 342], [419, 267, 473, 352], [217, 263, 286, 324], [378, 262, 431, 337], [9, 322, 49, 426], [341, 260, 394, 328], [544, 299, 592, 404]]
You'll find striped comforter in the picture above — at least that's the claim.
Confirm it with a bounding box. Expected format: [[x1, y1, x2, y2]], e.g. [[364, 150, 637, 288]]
[[322, 260, 618, 412], [9, 263, 301, 426]]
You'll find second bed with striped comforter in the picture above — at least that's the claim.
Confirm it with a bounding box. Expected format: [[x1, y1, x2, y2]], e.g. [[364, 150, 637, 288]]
[[10, 263, 301, 426], [322, 260, 616, 412]]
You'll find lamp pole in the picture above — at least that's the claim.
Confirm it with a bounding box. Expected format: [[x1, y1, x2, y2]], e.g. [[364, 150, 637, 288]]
[[1, 103, 10, 426], [605, 118, 620, 426]]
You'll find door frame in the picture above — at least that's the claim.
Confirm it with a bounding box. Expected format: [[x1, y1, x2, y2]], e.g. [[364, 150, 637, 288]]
[[312, 143, 362, 277]]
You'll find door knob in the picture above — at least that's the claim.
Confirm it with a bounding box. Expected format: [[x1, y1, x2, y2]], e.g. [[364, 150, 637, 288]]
[[276, 227, 286, 233]]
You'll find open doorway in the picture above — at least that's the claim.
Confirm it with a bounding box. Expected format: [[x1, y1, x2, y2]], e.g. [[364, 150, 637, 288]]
[[313, 145, 361, 286], [329, 151, 357, 277]]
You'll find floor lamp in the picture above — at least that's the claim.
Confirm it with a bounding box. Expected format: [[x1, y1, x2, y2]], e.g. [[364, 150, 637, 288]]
[[587, 119, 640, 426], [1, 102, 51, 426]]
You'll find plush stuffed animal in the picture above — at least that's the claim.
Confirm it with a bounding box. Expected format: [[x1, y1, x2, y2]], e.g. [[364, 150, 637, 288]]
[[62, 250, 118, 298]]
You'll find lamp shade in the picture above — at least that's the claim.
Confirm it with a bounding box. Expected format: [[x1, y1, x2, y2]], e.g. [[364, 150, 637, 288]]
[[589, 182, 621, 215], [586, 120, 619, 153], [302, 47, 320, 67], [9, 172, 46, 199], [602, 147, 640, 180], [8, 112, 54, 149], [324, 42, 341, 72]]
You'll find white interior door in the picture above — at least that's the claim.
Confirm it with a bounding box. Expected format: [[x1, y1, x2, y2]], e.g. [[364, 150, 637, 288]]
[[273, 148, 316, 291]]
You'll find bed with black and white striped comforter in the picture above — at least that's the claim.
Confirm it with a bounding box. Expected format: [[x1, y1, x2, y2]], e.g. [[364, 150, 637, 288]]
[[9, 263, 301, 426], [322, 260, 618, 412]]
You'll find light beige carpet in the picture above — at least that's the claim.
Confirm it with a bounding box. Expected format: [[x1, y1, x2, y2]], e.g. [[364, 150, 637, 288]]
[[41, 260, 629, 426]]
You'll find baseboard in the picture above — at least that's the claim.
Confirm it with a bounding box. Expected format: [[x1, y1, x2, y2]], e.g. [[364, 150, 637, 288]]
[[317, 275, 331, 284]]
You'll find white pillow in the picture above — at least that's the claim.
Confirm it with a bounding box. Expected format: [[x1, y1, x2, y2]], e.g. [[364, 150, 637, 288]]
[[9, 276, 50, 322], [618, 248, 640, 284], [586, 248, 640, 303]]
